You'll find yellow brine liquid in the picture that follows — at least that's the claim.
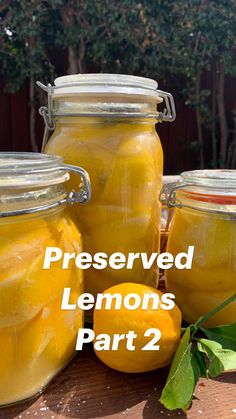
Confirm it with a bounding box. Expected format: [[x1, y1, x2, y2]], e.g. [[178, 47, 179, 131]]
[[166, 206, 236, 327], [0, 209, 83, 406], [46, 118, 163, 296]]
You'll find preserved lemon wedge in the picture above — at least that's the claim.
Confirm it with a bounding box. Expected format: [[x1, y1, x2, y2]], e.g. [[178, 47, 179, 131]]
[[0, 331, 14, 382], [46, 119, 163, 298], [0, 211, 83, 406]]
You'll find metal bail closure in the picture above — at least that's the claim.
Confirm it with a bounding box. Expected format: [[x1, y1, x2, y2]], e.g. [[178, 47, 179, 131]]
[[37, 82, 176, 123], [160, 182, 186, 208], [36, 80, 176, 151], [37, 82, 56, 151], [63, 164, 91, 204], [156, 90, 176, 122]]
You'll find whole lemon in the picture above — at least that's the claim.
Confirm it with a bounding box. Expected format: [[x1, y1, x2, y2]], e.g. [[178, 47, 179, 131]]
[[93, 283, 182, 373]]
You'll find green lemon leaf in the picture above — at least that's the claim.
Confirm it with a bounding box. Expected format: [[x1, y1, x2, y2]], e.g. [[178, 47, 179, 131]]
[[192, 347, 207, 378], [201, 322, 236, 351], [197, 338, 236, 377], [160, 327, 200, 411], [160, 295, 236, 412]]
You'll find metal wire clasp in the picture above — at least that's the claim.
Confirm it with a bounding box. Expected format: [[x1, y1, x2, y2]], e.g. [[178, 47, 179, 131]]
[[63, 164, 91, 204], [160, 181, 197, 208], [160, 182, 184, 208], [156, 90, 176, 122], [37, 82, 56, 151]]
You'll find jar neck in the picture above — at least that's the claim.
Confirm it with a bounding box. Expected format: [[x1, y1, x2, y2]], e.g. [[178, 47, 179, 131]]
[[177, 189, 236, 216], [53, 96, 160, 119], [53, 117, 158, 131], [0, 184, 66, 218]]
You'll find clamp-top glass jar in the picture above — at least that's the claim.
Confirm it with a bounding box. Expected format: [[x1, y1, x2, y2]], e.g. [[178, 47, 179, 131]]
[[38, 74, 176, 298], [161, 169, 236, 327], [0, 153, 90, 407]]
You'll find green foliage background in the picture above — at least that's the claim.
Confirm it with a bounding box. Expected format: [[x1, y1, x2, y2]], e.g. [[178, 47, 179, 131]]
[[0, 0, 236, 168]]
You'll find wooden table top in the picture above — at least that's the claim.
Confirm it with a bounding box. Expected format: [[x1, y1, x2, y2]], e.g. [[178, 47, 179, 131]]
[[1, 344, 235, 419]]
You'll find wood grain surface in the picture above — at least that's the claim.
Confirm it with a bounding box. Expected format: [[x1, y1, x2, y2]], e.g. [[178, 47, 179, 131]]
[[1, 344, 235, 419]]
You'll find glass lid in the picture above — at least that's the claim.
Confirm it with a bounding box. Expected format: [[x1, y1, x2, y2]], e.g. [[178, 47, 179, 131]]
[[52, 73, 163, 101], [0, 152, 69, 189], [181, 169, 236, 190]]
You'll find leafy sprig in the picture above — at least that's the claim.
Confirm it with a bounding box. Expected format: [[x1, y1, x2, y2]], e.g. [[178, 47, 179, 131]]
[[160, 293, 236, 411]]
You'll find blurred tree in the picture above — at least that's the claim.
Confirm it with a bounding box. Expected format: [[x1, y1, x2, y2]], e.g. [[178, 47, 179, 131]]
[[0, 0, 235, 167], [163, 0, 236, 169], [0, 0, 55, 150]]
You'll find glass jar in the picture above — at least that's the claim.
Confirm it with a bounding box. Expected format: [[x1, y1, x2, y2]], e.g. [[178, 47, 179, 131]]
[[38, 74, 175, 298], [161, 169, 236, 327], [0, 152, 91, 407]]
